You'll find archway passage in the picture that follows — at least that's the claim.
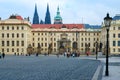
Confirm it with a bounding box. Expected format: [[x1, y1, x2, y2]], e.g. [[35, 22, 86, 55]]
[[57, 39, 71, 54]]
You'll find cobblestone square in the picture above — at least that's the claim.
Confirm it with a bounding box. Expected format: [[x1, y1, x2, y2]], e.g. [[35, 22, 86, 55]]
[[0, 55, 102, 80]]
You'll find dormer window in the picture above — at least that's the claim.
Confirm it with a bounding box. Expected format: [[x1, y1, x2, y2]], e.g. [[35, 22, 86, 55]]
[[61, 25, 67, 28]]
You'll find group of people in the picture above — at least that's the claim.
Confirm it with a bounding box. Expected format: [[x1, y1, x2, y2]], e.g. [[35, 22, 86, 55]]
[[0, 52, 5, 59], [64, 51, 80, 58]]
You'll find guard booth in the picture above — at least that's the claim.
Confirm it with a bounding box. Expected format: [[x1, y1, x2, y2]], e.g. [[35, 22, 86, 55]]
[[27, 44, 33, 56]]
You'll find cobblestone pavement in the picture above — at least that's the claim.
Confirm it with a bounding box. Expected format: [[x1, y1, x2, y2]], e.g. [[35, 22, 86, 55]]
[[0, 55, 102, 80]]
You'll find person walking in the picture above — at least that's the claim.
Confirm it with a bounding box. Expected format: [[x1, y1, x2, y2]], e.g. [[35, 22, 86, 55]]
[[2, 52, 5, 59]]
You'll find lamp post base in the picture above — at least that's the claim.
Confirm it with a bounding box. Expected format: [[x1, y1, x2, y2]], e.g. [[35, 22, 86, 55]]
[[105, 70, 109, 76]]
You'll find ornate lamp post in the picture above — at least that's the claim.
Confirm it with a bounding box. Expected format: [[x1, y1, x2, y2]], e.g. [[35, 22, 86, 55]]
[[104, 13, 112, 76], [95, 41, 98, 60]]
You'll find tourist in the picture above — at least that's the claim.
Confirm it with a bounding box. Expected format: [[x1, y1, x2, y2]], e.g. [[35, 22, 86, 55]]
[[2, 52, 5, 59]]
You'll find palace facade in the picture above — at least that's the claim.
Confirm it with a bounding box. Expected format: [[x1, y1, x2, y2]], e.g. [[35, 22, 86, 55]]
[[0, 4, 120, 55]]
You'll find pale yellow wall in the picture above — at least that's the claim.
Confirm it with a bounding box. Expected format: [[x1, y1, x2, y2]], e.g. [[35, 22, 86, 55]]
[[0, 19, 101, 55], [0, 19, 31, 55], [101, 20, 120, 55]]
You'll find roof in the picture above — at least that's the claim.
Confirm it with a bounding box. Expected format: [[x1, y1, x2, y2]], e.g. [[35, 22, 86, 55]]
[[32, 24, 84, 29], [9, 15, 23, 20], [84, 24, 101, 29], [113, 14, 120, 20], [16, 16, 23, 20]]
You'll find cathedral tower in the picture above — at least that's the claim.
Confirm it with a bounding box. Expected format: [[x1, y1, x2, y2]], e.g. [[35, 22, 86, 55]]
[[54, 6, 62, 24], [33, 4, 39, 24], [45, 4, 51, 24]]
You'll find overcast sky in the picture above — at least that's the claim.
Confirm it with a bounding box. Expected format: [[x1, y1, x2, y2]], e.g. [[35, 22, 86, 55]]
[[0, 0, 120, 25]]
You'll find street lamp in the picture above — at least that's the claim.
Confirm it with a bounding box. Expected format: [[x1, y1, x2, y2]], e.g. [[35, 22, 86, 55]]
[[95, 41, 98, 60], [104, 13, 112, 76]]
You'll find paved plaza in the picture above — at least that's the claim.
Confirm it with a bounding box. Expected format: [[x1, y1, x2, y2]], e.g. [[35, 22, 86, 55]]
[[0, 55, 102, 80]]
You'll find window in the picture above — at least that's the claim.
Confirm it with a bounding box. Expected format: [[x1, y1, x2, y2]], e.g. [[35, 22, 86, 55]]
[[45, 43, 47, 47], [81, 38, 83, 41], [118, 48, 120, 52], [21, 41, 24, 46], [41, 43, 43, 47], [2, 26, 4, 30], [12, 41, 14, 46], [54, 38, 56, 41], [12, 48, 14, 52], [97, 33, 99, 36], [2, 48, 4, 52], [17, 26, 19, 30], [2, 33, 4, 38], [7, 26, 9, 30], [113, 34, 115, 38], [113, 27, 115, 30], [7, 33, 9, 38], [88, 43, 90, 47], [7, 41, 9, 46], [97, 38, 99, 41], [7, 48, 9, 52], [73, 38, 74, 41], [89, 33, 90, 36], [118, 41, 120, 46], [89, 38, 90, 41], [12, 33, 14, 38], [118, 27, 120, 30], [113, 48, 115, 52], [21, 33, 24, 38], [118, 33, 120, 38], [12, 26, 14, 30], [38, 38, 40, 41], [33, 38, 34, 41], [2, 41, 4, 46], [33, 43, 34, 47], [21, 26, 24, 30], [33, 33, 34, 35], [81, 33, 83, 36], [54, 43, 56, 47], [17, 41, 19, 46], [42, 38, 43, 41], [45, 33, 47, 35], [113, 41, 116, 46], [45, 38, 47, 41], [94, 43, 96, 47], [17, 33, 19, 38], [81, 43, 83, 47], [17, 48, 19, 52]]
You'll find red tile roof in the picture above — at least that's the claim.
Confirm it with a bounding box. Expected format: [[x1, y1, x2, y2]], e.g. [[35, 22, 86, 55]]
[[32, 24, 84, 29], [16, 16, 23, 20]]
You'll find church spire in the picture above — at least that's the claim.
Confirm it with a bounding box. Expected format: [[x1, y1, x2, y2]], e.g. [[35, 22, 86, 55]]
[[33, 4, 39, 24], [45, 4, 51, 24], [54, 6, 62, 24]]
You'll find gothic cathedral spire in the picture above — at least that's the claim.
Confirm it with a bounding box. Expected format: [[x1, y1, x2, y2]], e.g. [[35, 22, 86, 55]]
[[45, 4, 51, 24], [33, 4, 39, 24]]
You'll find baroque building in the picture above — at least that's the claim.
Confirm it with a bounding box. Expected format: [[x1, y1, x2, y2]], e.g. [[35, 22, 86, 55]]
[[1, 5, 120, 55], [0, 15, 31, 54], [101, 14, 120, 55]]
